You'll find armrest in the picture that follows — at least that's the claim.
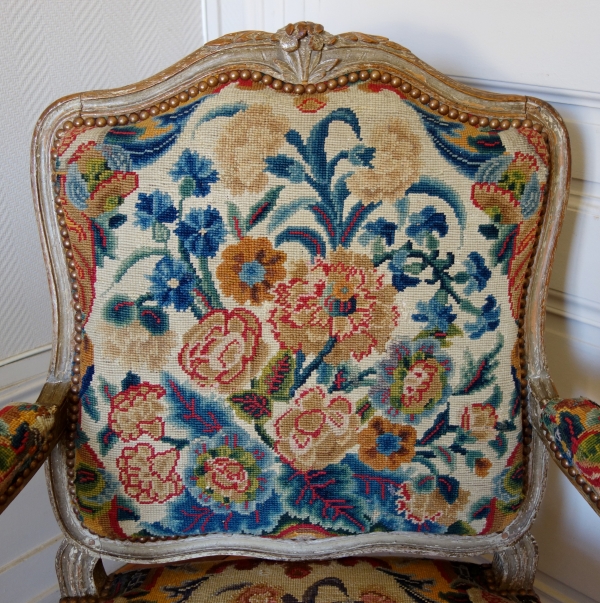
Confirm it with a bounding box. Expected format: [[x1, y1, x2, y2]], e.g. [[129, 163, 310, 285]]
[[539, 396, 600, 517], [0, 381, 69, 515]]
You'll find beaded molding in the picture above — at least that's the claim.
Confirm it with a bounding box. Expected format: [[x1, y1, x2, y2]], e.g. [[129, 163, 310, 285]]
[[50, 67, 547, 542]]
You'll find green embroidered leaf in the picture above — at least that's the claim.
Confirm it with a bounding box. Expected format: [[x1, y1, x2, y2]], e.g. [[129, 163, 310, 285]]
[[466, 450, 484, 469], [257, 350, 295, 401], [179, 176, 195, 199], [404, 262, 425, 275], [356, 397, 375, 424], [446, 520, 477, 536], [454, 334, 503, 395], [227, 391, 272, 424], [459, 299, 480, 315], [246, 185, 285, 231], [114, 248, 168, 283], [152, 221, 170, 243], [227, 202, 244, 239]]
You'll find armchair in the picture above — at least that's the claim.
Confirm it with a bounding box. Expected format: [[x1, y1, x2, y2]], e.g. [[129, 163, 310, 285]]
[[3, 20, 598, 603]]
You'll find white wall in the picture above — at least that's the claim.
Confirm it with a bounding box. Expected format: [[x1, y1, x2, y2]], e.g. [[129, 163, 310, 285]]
[[1, 1, 599, 601]]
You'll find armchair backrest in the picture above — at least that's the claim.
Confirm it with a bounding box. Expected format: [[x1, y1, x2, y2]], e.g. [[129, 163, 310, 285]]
[[33, 22, 570, 561]]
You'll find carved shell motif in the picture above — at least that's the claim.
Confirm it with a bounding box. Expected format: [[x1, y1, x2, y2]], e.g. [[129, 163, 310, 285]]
[[271, 22, 340, 83]]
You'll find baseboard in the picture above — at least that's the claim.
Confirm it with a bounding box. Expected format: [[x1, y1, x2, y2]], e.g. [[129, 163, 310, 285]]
[[536, 571, 599, 603]]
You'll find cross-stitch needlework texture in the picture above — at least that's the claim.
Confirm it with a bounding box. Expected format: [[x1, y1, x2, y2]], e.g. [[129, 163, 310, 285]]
[[55, 77, 548, 540]]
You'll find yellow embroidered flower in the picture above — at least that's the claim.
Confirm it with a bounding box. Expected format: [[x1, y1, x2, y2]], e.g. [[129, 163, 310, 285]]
[[269, 248, 399, 364], [216, 105, 290, 195], [346, 118, 422, 203], [216, 237, 287, 305], [273, 387, 359, 471], [358, 417, 417, 471]]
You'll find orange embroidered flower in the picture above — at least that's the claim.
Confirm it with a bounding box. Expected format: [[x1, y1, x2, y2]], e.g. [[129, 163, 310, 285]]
[[460, 403, 498, 441], [475, 458, 493, 478], [269, 249, 399, 364], [358, 417, 417, 470], [179, 308, 268, 393], [116, 443, 183, 504], [216, 237, 287, 305], [108, 383, 166, 441], [273, 387, 359, 471], [295, 95, 327, 113]]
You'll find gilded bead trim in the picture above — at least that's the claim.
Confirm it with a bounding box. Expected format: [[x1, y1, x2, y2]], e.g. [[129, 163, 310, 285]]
[[53, 68, 547, 136], [50, 66, 549, 541]]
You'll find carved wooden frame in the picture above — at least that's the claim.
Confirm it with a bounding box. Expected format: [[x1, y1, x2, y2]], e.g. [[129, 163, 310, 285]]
[[31, 23, 570, 597]]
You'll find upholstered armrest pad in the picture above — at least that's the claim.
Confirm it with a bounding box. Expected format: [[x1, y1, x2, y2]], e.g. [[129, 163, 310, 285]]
[[0, 403, 56, 498], [541, 397, 600, 515]]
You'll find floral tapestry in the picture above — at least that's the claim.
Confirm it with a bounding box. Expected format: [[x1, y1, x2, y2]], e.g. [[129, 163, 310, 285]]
[[55, 76, 548, 539]]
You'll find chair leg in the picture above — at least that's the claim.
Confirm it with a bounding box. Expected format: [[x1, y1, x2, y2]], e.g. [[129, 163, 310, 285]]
[[56, 538, 107, 598], [492, 532, 538, 591]]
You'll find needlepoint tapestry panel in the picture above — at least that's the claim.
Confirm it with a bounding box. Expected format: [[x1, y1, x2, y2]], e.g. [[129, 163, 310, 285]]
[[56, 77, 548, 540]]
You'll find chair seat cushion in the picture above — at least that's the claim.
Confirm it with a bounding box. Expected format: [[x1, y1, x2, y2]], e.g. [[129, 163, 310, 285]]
[[102, 556, 540, 602], [0, 403, 55, 495]]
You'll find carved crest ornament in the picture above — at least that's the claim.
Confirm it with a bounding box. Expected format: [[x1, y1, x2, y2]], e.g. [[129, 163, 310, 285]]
[[205, 21, 405, 84]]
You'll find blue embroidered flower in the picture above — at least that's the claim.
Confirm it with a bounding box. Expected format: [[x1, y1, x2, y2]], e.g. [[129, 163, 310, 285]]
[[170, 149, 219, 197], [365, 217, 397, 246], [66, 164, 89, 210], [465, 295, 501, 339], [412, 296, 457, 333], [406, 206, 448, 244], [462, 251, 491, 295], [389, 248, 420, 291], [175, 206, 227, 258], [348, 144, 376, 167], [134, 190, 177, 230], [148, 257, 195, 311]]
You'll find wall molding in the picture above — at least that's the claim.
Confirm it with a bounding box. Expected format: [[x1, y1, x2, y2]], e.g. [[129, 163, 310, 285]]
[[546, 289, 600, 332], [453, 76, 600, 111]]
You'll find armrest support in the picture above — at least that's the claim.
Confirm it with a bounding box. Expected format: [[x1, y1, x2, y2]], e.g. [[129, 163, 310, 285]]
[[0, 381, 69, 514], [539, 396, 600, 517]]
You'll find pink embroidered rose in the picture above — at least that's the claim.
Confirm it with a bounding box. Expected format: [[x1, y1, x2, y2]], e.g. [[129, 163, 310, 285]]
[[108, 383, 166, 441], [460, 403, 498, 440], [204, 457, 252, 500], [273, 386, 359, 471], [179, 308, 268, 394], [116, 443, 183, 504], [400, 359, 445, 413]]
